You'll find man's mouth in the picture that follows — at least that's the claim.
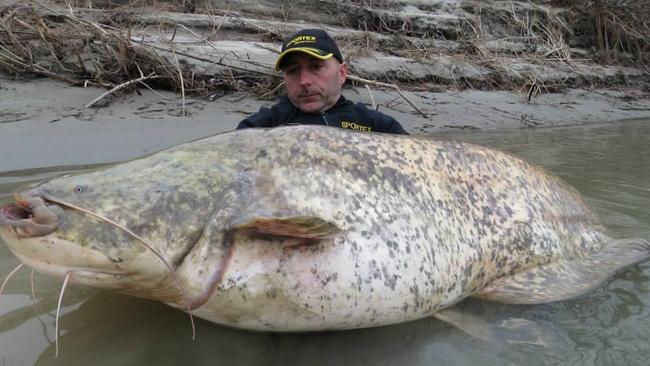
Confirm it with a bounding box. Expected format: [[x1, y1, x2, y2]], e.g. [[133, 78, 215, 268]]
[[298, 92, 321, 99]]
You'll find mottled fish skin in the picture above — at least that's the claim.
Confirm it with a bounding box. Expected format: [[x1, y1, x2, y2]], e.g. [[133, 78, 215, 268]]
[[0, 126, 617, 331]]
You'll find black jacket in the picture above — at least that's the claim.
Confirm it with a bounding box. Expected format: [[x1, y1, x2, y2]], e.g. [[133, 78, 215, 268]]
[[237, 96, 408, 134]]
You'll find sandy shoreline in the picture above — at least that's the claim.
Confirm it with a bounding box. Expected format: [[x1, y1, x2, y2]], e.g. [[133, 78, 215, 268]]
[[2, 74, 650, 172]]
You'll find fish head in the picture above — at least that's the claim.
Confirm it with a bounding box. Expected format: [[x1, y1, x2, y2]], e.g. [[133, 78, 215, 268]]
[[0, 167, 212, 304]]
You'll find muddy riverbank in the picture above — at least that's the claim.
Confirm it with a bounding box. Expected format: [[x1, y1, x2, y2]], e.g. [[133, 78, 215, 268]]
[[2, 74, 649, 172], [1, 0, 649, 172]]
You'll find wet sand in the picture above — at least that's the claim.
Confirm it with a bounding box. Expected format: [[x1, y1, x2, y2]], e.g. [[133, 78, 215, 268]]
[[2, 74, 650, 172]]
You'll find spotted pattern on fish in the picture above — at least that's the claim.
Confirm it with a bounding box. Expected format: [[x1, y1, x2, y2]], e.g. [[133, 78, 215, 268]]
[[2, 125, 647, 332], [167, 126, 608, 330]]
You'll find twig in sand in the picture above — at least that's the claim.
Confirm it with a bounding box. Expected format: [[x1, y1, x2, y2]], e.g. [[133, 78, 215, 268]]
[[349, 75, 427, 118], [364, 84, 377, 110], [260, 80, 285, 99], [523, 76, 550, 103], [85, 73, 161, 108], [172, 49, 187, 117], [133, 63, 171, 100]]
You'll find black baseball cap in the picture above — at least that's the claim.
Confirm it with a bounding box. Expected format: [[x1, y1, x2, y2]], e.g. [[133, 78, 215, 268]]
[[275, 29, 343, 71]]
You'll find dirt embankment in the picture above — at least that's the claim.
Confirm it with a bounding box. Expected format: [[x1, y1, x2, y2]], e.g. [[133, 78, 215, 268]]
[[1, 1, 649, 171], [3, 1, 649, 92]]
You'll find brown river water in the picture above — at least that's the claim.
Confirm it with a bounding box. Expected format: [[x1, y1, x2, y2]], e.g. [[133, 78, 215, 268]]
[[1, 119, 649, 365]]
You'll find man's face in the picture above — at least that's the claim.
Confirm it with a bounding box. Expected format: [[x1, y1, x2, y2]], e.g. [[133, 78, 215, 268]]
[[282, 53, 348, 114]]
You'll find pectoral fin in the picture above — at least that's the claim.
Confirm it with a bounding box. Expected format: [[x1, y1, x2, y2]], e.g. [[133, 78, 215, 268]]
[[434, 306, 552, 347], [433, 307, 494, 340], [232, 216, 344, 240], [476, 238, 650, 304]]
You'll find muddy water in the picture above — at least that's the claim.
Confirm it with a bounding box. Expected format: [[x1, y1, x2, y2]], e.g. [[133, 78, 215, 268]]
[[1, 120, 649, 366]]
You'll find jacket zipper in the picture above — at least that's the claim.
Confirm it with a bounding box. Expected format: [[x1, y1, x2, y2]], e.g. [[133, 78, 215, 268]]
[[321, 113, 330, 126]]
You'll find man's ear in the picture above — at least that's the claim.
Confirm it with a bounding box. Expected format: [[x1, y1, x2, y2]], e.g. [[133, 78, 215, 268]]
[[338, 63, 348, 85]]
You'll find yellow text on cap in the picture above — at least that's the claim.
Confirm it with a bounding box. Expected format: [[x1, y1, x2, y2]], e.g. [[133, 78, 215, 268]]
[[287, 36, 317, 47]]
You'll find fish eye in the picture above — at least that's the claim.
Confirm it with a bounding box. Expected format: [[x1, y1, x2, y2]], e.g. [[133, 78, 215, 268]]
[[74, 185, 85, 193]]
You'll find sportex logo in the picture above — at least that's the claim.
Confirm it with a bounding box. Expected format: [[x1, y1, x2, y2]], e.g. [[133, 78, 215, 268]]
[[287, 35, 317, 47], [341, 121, 372, 132]]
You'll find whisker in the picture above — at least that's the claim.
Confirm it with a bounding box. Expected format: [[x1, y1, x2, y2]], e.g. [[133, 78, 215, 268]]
[[55, 272, 71, 359], [1, 263, 25, 325], [1, 263, 24, 301], [31, 269, 36, 300], [43, 196, 170, 271], [43, 195, 196, 339]]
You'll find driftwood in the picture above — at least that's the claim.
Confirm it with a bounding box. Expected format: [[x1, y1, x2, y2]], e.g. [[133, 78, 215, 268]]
[[349, 75, 427, 118], [84, 73, 161, 108], [0, 2, 277, 106]]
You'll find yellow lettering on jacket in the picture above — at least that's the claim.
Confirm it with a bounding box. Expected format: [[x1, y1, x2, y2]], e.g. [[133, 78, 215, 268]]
[[341, 121, 372, 132]]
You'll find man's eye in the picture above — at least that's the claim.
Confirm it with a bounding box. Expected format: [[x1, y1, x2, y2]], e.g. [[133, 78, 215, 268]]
[[284, 67, 299, 76], [284, 70, 298, 79], [309, 63, 323, 72]]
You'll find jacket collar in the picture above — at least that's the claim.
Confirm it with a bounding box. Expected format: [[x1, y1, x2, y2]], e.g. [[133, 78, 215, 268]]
[[281, 95, 351, 114]]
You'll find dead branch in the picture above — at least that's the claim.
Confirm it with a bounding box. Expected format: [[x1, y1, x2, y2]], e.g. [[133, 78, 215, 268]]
[[348, 75, 427, 118], [364, 84, 377, 110], [171, 49, 186, 116], [85, 73, 161, 108]]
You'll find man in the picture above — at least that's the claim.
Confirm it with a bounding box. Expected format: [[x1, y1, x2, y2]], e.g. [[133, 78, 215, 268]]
[[237, 28, 408, 134]]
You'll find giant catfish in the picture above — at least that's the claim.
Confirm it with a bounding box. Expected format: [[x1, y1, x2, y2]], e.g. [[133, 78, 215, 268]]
[[1, 126, 648, 331]]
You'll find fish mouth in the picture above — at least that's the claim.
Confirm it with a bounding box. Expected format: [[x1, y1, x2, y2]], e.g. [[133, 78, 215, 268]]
[[0, 192, 64, 237], [0, 203, 30, 220]]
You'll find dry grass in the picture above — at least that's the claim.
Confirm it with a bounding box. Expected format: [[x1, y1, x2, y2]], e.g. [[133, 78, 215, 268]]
[[50, 0, 194, 13], [0, 2, 280, 103], [455, 3, 580, 95], [460, 3, 572, 62], [322, 0, 416, 37], [548, 0, 650, 64]]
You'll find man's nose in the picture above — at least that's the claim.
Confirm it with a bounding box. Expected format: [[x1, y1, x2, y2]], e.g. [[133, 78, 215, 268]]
[[297, 69, 313, 86]]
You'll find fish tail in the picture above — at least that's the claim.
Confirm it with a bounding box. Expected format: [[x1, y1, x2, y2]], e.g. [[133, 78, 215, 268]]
[[476, 237, 650, 304]]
